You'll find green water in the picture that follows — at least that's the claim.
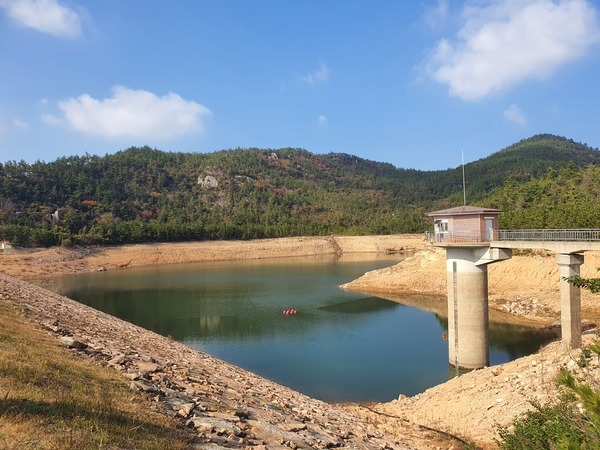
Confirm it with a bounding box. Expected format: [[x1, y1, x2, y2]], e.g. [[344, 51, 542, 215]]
[[50, 255, 557, 402]]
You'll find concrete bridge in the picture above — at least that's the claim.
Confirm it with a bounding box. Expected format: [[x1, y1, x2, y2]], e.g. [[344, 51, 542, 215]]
[[494, 229, 600, 253], [428, 206, 600, 370]]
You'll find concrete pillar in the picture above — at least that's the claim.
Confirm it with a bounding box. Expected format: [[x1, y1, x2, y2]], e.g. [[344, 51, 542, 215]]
[[556, 253, 585, 349], [446, 247, 490, 370]]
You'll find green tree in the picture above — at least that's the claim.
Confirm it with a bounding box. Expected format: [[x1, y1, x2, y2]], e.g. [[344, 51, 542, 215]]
[[565, 271, 600, 294]]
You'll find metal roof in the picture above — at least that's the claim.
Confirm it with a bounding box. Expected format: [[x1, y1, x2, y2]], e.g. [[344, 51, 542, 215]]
[[427, 205, 502, 217]]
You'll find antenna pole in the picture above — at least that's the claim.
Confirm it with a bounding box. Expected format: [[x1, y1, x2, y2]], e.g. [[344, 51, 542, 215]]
[[462, 149, 466, 206]]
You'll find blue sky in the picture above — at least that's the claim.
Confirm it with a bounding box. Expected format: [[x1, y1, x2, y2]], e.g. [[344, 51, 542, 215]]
[[1, 0, 599, 171]]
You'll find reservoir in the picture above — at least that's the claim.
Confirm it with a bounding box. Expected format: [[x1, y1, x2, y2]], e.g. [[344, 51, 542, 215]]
[[50, 255, 556, 403]]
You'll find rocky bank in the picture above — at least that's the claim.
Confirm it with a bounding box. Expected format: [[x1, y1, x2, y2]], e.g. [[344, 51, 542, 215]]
[[1, 272, 425, 449], [2, 235, 600, 449]]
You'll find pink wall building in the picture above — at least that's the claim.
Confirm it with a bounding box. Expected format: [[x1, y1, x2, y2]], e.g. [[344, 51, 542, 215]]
[[428, 205, 502, 243]]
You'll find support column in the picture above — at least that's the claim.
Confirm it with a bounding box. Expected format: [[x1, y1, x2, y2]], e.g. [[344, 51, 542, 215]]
[[446, 247, 490, 370], [556, 253, 585, 349]]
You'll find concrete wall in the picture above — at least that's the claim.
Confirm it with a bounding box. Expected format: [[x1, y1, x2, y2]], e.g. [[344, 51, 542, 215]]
[[446, 247, 490, 369]]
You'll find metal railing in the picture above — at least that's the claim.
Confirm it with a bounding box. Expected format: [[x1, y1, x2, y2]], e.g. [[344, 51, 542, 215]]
[[425, 231, 489, 244], [426, 229, 600, 244], [497, 229, 600, 242]]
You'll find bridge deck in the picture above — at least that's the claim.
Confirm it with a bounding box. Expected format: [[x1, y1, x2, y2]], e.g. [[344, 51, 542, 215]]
[[490, 240, 600, 253], [430, 229, 600, 253], [494, 229, 600, 253]]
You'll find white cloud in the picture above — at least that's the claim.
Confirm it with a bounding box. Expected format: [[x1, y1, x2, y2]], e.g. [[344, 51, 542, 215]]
[[0, 117, 28, 132], [13, 118, 27, 129], [0, 0, 82, 39], [503, 104, 527, 124], [42, 113, 62, 125], [52, 86, 212, 139], [301, 62, 330, 84], [425, 0, 600, 101], [424, 0, 450, 30], [318, 115, 328, 126]]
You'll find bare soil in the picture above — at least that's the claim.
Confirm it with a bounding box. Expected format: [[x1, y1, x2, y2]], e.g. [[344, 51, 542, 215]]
[[2, 235, 599, 449], [0, 235, 421, 283]]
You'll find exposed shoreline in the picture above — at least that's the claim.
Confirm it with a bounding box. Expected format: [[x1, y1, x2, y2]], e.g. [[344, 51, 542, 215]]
[[2, 235, 600, 448], [0, 235, 424, 282]]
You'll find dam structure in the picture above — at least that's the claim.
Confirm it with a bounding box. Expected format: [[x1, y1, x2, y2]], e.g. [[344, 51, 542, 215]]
[[428, 205, 600, 370]]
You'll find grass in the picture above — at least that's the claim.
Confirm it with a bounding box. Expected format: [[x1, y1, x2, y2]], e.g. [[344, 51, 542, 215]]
[[0, 300, 197, 450]]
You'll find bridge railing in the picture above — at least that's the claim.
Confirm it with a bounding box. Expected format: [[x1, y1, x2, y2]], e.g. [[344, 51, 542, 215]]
[[425, 231, 488, 244], [497, 229, 600, 242]]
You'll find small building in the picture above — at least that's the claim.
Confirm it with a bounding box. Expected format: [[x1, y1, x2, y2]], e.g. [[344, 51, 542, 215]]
[[428, 205, 502, 244], [1, 241, 13, 252]]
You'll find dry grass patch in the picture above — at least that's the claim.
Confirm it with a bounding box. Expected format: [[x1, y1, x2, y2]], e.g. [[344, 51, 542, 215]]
[[0, 301, 197, 450]]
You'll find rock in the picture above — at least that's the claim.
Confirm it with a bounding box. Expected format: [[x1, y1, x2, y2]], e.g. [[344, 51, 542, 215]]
[[279, 422, 307, 432], [194, 444, 230, 450], [60, 336, 87, 350], [137, 361, 159, 373], [235, 409, 250, 420], [198, 175, 218, 189], [177, 402, 195, 417], [43, 320, 60, 333], [130, 379, 158, 393], [210, 411, 241, 422], [107, 353, 127, 366], [186, 417, 241, 436], [567, 359, 578, 370]]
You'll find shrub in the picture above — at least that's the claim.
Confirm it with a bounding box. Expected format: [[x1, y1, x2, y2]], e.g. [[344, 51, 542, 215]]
[[497, 345, 600, 449]]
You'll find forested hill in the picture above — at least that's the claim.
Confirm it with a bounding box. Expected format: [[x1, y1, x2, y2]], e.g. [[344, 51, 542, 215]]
[[0, 134, 599, 247], [487, 163, 600, 230], [463, 134, 600, 202], [433, 134, 600, 204]]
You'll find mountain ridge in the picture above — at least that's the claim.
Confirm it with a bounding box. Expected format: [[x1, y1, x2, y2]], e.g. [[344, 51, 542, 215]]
[[1, 133, 599, 246]]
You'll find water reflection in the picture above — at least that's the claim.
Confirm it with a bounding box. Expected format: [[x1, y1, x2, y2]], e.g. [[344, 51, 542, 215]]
[[377, 293, 559, 365], [49, 255, 557, 403], [320, 296, 402, 314]]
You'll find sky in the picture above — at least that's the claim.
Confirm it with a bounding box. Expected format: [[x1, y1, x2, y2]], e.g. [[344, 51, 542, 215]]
[[1, 0, 599, 171]]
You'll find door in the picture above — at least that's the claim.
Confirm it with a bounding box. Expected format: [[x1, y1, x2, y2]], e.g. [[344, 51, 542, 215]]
[[484, 218, 494, 241]]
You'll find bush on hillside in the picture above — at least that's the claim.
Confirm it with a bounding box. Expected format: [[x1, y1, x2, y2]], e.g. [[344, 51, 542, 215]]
[[496, 343, 600, 449]]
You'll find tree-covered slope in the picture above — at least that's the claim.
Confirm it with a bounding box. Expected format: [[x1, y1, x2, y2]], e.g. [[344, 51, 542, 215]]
[[432, 134, 600, 205], [0, 134, 598, 246], [467, 134, 600, 199], [486, 163, 600, 229], [0, 147, 430, 245]]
